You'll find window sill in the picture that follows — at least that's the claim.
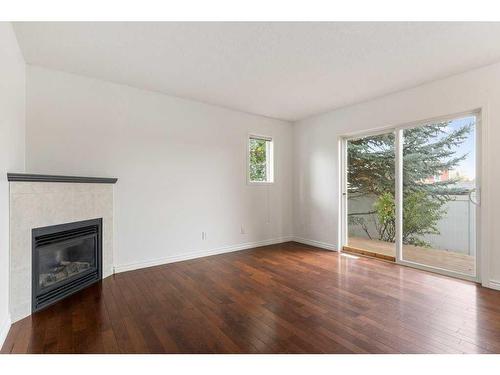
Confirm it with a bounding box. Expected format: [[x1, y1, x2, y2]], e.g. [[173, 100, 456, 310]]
[[247, 181, 274, 186]]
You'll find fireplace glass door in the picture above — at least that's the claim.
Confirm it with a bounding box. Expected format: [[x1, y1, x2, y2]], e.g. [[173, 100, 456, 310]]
[[37, 235, 97, 291]]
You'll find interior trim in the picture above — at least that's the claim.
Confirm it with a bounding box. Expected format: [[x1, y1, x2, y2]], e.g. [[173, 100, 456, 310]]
[[292, 237, 337, 251], [7, 173, 118, 184], [114, 236, 294, 274]]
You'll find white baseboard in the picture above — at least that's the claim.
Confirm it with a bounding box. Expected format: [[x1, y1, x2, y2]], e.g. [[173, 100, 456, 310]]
[[0, 314, 12, 352], [486, 279, 500, 291], [113, 236, 294, 273], [292, 237, 337, 251]]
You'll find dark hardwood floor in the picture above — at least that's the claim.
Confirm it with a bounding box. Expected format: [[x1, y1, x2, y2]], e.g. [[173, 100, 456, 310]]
[[2, 242, 500, 354]]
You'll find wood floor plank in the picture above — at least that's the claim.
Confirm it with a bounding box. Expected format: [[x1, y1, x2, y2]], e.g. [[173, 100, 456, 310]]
[[2, 242, 500, 353]]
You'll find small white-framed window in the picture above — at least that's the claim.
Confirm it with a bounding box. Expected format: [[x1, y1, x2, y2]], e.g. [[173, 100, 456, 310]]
[[247, 135, 274, 184]]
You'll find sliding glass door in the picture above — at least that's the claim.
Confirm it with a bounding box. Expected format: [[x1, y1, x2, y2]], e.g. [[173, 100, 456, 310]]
[[345, 131, 396, 261], [401, 114, 478, 277], [342, 111, 480, 280]]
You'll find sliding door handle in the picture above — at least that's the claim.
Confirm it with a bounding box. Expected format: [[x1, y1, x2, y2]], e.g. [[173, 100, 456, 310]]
[[468, 188, 480, 206]]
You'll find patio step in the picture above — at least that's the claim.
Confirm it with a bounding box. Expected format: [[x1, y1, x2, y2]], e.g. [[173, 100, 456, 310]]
[[342, 246, 396, 262]]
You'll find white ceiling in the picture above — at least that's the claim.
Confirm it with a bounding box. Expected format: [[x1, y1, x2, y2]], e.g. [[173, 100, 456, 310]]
[[13, 22, 500, 121]]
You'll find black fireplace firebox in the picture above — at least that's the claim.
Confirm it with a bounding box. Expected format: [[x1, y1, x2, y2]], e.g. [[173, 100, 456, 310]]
[[32, 218, 102, 312]]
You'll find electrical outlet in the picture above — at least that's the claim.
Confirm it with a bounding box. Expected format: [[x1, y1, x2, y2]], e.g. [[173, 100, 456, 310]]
[[240, 225, 245, 234]]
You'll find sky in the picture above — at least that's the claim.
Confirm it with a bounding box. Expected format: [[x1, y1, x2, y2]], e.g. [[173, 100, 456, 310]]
[[442, 115, 476, 180]]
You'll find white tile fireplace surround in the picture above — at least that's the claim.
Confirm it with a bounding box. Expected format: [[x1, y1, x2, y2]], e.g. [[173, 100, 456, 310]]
[[8, 173, 117, 322]]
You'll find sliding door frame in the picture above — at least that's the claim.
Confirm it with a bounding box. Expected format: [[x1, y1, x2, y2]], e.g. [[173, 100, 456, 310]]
[[340, 109, 482, 283], [340, 127, 397, 261]]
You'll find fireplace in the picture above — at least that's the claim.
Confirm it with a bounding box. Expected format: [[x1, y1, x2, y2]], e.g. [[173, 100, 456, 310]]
[[32, 218, 102, 312]]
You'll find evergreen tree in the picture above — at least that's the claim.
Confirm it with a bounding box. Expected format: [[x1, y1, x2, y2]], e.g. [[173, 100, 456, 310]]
[[348, 121, 473, 246]]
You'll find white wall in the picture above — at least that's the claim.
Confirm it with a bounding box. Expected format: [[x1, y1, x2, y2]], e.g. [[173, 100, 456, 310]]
[[26, 66, 293, 270], [0, 23, 25, 346], [293, 61, 500, 288], [21, 43, 500, 293]]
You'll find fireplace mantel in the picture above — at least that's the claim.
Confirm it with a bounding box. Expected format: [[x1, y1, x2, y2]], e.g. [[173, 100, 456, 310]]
[[7, 173, 118, 184]]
